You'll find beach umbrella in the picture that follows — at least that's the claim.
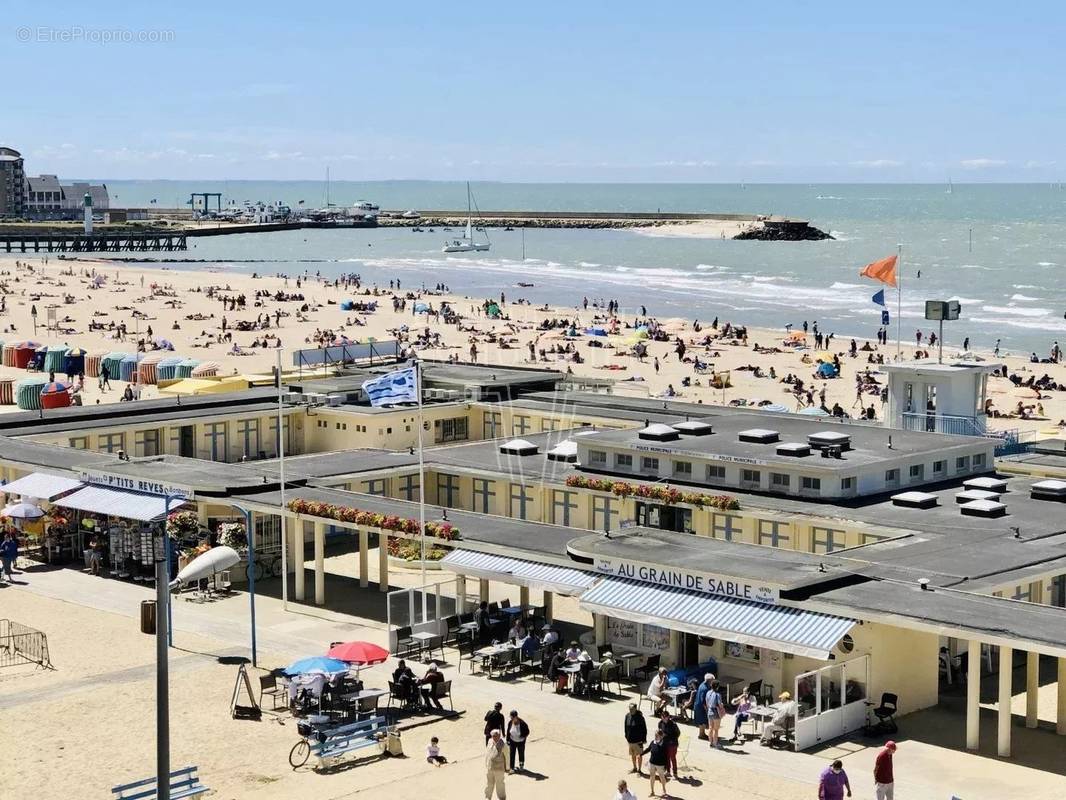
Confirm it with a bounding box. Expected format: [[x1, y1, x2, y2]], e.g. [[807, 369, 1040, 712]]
[[762, 403, 790, 413], [283, 656, 349, 677], [634, 327, 650, 339], [2, 501, 44, 520], [413, 302, 430, 313], [814, 351, 835, 361], [327, 641, 389, 665], [798, 406, 830, 417]]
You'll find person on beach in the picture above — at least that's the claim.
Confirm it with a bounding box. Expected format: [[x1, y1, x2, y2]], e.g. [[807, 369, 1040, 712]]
[[641, 730, 669, 798], [426, 736, 447, 766], [818, 759, 852, 799], [100, 363, 111, 391], [485, 729, 508, 800]]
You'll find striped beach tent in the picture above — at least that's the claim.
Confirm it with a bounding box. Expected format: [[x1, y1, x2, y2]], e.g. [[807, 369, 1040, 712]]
[[190, 361, 220, 378], [157, 357, 184, 382], [15, 376, 48, 410], [40, 381, 72, 409], [44, 345, 69, 374], [119, 354, 140, 383], [102, 352, 129, 380], [83, 349, 107, 378], [176, 358, 200, 379], [0, 378, 13, 405], [13, 341, 41, 369], [0, 341, 13, 367], [137, 353, 164, 385], [63, 347, 87, 376]]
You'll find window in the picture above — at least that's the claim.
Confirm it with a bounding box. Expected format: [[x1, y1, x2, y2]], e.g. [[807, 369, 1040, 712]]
[[933, 460, 946, 475], [509, 483, 533, 520], [616, 453, 633, 469], [135, 429, 160, 457], [800, 476, 821, 492], [551, 490, 578, 526], [204, 422, 228, 462], [741, 469, 761, 488], [885, 468, 899, 487], [955, 455, 970, 472], [483, 412, 502, 439], [712, 513, 742, 541], [437, 417, 469, 443], [362, 478, 387, 496], [512, 415, 531, 435], [758, 519, 790, 547], [99, 432, 125, 454], [706, 464, 726, 481], [770, 472, 790, 489], [436, 473, 460, 508], [591, 495, 619, 532], [398, 474, 420, 501], [69, 436, 88, 450], [540, 418, 562, 432], [812, 526, 846, 553], [673, 460, 692, 477], [640, 456, 660, 473], [840, 477, 855, 492], [237, 418, 259, 458], [973, 453, 986, 468], [909, 464, 925, 480], [472, 478, 496, 513], [588, 449, 607, 467]]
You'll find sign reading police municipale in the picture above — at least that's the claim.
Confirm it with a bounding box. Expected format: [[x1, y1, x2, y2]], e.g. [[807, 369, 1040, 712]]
[[595, 557, 777, 605]]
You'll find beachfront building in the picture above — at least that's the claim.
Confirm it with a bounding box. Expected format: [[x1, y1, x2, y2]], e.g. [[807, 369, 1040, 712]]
[[880, 359, 999, 436], [24, 174, 65, 216], [0, 146, 27, 217], [2, 358, 1066, 759]]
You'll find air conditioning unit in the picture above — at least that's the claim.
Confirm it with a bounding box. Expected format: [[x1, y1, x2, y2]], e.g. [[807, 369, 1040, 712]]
[[326, 395, 343, 407], [306, 392, 328, 405], [283, 392, 301, 404]]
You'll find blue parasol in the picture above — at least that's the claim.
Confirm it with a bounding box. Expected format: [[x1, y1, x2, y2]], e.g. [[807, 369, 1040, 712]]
[[283, 656, 349, 676]]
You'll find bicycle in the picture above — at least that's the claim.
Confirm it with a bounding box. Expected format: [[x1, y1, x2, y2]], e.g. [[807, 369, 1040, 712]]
[[289, 716, 331, 768]]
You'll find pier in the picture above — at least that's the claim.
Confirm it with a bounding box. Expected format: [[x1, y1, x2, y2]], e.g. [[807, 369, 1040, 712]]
[[0, 230, 188, 253]]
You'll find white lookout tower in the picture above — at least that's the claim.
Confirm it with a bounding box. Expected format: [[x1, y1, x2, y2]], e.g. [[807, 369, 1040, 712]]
[[83, 191, 93, 235], [879, 359, 1001, 436]]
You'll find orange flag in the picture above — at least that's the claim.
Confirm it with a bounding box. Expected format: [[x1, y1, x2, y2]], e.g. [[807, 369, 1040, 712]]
[[859, 254, 898, 288]]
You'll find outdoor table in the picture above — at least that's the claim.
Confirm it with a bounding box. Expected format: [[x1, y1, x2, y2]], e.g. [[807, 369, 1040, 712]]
[[748, 703, 783, 735], [559, 659, 601, 694], [408, 630, 438, 659], [459, 622, 478, 632], [474, 642, 520, 676], [663, 686, 690, 717], [499, 605, 534, 616], [717, 674, 746, 702], [339, 688, 388, 716], [617, 652, 641, 679]]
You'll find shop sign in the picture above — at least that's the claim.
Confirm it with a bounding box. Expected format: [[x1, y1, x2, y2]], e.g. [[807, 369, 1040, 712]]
[[79, 471, 190, 499], [630, 443, 766, 466], [595, 556, 777, 605]]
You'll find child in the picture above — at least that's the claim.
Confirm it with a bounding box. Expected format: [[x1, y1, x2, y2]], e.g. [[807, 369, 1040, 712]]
[[426, 736, 447, 766]]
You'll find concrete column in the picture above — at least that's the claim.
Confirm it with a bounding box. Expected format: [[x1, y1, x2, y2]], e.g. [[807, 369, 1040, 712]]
[[456, 574, 467, 614], [519, 585, 530, 609], [358, 529, 369, 588], [293, 520, 305, 601], [378, 535, 389, 593], [1058, 657, 1066, 735], [543, 591, 554, 622], [594, 613, 607, 647], [966, 639, 981, 750], [479, 578, 489, 603], [313, 521, 326, 606], [1026, 652, 1039, 729], [998, 645, 1013, 757]]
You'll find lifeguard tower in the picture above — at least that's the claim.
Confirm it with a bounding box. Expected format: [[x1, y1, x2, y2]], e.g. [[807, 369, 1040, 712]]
[[879, 360, 1001, 435]]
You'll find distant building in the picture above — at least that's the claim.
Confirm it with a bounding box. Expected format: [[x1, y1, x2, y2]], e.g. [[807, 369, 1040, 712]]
[[63, 181, 109, 212], [24, 174, 65, 216], [0, 146, 26, 217]]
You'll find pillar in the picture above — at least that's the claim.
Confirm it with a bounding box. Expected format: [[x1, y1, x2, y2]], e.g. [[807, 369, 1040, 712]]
[[358, 529, 369, 588], [1058, 657, 1066, 735], [998, 645, 1013, 757], [479, 578, 489, 603], [293, 519, 305, 601], [594, 613, 606, 647], [543, 591, 554, 622], [1026, 652, 1039, 729], [313, 521, 325, 606], [456, 574, 467, 614], [519, 585, 530, 609], [966, 639, 981, 750], [378, 535, 389, 593]]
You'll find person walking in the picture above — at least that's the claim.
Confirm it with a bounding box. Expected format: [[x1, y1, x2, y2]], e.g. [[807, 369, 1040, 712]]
[[615, 778, 638, 800], [705, 679, 726, 749], [484, 701, 505, 745], [640, 729, 669, 798], [874, 741, 896, 800], [689, 673, 713, 740], [484, 729, 507, 800], [657, 710, 681, 778], [505, 709, 530, 772], [818, 759, 852, 799], [624, 702, 648, 775], [100, 362, 111, 391], [0, 532, 17, 582]]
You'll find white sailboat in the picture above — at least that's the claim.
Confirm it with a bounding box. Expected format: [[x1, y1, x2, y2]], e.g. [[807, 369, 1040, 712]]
[[442, 182, 490, 253]]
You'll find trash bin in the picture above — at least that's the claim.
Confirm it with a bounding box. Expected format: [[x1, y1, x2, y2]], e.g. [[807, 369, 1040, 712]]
[[385, 727, 403, 757], [140, 600, 157, 635]]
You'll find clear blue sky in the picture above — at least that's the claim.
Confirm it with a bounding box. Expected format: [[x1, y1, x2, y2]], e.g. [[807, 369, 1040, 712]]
[[3, 2, 1063, 182]]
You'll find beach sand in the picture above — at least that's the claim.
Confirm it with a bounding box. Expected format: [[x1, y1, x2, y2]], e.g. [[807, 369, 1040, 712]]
[[0, 252, 1063, 438]]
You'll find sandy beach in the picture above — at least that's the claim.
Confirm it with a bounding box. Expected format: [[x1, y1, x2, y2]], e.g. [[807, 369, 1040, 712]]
[[1, 252, 1063, 438]]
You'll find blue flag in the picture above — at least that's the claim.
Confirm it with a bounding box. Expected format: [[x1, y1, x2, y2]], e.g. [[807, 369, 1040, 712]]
[[362, 366, 418, 407], [872, 289, 886, 306]]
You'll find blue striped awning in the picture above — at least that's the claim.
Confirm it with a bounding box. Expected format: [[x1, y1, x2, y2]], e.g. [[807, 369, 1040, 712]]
[[579, 576, 855, 660], [441, 549, 597, 596], [55, 486, 188, 522]]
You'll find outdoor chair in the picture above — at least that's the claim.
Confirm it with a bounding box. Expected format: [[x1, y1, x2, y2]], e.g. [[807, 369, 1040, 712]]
[[488, 601, 499, 613], [499, 598, 511, 608], [520, 645, 541, 677], [430, 679, 454, 712], [422, 634, 445, 664], [872, 692, 899, 732], [258, 673, 287, 711], [386, 681, 409, 715], [632, 654, 660, 683], [393, 625, 417, 658], [601, 664, 622, 696], [442, 615, 461, 647]]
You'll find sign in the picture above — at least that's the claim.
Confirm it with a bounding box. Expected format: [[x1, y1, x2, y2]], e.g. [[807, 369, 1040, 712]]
[[630, 444, 766, 467], [595, 556, 778, 605], [924, 300, 962, 322], [79, 471, 190, 500]]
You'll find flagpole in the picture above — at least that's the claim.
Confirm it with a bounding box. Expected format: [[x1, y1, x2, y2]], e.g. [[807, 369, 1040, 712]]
[[415, 358, 428, 622], [896, 243, 903, 361]]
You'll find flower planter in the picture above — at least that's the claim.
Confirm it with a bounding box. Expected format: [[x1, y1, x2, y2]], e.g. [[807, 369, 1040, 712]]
[[388, 556, 444, 572]]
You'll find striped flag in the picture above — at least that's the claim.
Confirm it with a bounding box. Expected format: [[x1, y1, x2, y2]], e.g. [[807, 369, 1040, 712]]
[[362, 366, 418, 407]]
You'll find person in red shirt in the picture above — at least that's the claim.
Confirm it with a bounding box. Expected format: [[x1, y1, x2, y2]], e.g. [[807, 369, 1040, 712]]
[[874, 741, 896, 800]]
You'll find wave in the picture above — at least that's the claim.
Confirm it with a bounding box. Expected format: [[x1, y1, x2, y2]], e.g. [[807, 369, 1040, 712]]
[[578, 261, 601, 268], [828, 231, 853, 241], [695, 264, 728, 271], [1011, 293, 1041, 301], [980, 305, 1051, 318], [1037, 261, 1058, 267], [830, 282, 865, 289], [816, 195, 844, 200], [969, 315, 1066, 333], [959, 264, 992, 270], [1013, 284, 1043, 290]]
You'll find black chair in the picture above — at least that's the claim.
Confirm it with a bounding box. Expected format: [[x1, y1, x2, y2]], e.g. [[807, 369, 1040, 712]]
[[488, 601, 500, 613], [394, 625, 418, 659], [499, 598, 511, 609], [258, 673, 287, 710], [632, 654, 660, 683], [873, 693, 899, 732], [442, 615, 460, 647], [423, 634, 445, 664], [430, 679, 454, 712]]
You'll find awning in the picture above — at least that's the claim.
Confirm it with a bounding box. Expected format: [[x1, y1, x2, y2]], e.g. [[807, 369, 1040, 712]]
[[441, 549, 597, 596], [1, 472, 84, 501], [579, 576, 856, 660], [54, 486, 187, 522]]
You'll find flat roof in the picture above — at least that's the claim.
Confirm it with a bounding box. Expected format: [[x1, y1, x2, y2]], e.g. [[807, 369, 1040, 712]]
[[423, 429, 587, 484], [74, 454, 283, 496]]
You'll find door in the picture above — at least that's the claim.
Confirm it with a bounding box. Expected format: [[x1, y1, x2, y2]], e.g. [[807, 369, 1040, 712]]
[[179, 425, 195, 457], [793, 669, 820, 750], [815, 663, 846, 742]]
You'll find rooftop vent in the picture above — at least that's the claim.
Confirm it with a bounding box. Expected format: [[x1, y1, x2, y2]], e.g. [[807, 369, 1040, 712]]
[[808, 431, 851, 451], [960, 499, 1007, 518], [738, 428, 779, 444], [672, 420, 714, 436], [638, 423, 681, 442], [891, 491, 939, 509], [955, 489, 1000, 504], [546, 440, 578, 462], [963, 476, 1008, 493], [776, 442, 811, 458], [1031, 479, 1066, 502], [499, 438, 539, 456]]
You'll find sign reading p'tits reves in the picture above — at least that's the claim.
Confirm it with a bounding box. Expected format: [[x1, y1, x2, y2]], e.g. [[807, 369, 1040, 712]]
[[595, 557, 778, 605], [79, 471, 190, 500]]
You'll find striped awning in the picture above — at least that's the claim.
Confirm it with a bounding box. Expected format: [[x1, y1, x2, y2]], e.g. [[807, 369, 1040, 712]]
[[441, 549, 597, 596], [55, 486, 188, 522], [1, 472, 83, 501], [580, 576, 855, 660]]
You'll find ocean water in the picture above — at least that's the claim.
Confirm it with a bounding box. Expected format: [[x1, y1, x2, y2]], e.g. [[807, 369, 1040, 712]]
[[102, 182, 1066, 354]]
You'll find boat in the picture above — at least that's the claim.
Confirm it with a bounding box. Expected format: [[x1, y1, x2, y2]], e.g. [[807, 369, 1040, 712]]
[[442, 183, 491, 253], [401, 209, 421, 219]]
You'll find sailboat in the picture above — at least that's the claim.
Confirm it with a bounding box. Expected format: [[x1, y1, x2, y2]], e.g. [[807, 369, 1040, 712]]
[[442, 183, 490, 253]]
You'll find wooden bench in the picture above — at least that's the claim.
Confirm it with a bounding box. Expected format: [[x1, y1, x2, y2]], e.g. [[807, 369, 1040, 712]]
[[310, 715, 389, 766], [112, 766, 207, 799]]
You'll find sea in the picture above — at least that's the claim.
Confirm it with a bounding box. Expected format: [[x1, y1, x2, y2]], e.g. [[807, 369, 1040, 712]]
[[100, 181, 1066, 355]]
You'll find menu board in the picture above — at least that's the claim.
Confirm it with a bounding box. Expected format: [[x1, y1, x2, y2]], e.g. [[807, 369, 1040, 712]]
[[606, 617, 639, 649], [641, 624, 671, 653]]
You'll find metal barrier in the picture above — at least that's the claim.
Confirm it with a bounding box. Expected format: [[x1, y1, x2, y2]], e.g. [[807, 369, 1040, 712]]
[[0, 618, 54, 670]]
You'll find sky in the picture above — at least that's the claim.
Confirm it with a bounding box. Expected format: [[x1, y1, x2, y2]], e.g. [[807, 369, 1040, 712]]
[[2, 2, 1064, 183]]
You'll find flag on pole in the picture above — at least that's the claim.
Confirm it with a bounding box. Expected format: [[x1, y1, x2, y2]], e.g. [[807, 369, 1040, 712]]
[[362, 367, 418, 407], [859, 254, 898, 288], [871, 289, 886, 306]]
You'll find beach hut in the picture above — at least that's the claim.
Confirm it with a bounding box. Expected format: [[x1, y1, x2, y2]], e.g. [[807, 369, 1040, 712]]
[[0, 378, 13, 405], [190, 361, 221, 378], [39, 381, 72, 410], [63, 347, 86, 377], [137, 353, 164, 385], [1, 341, 14, 367], [15, 377, 48, 410], [176, 358, 200, 379], [13, 341, 40, 369], [28, 345, 49, 372], [102, 352, 129, 381], [119, 354, 140, 383], [156, 357, 184, 382], [44, 345, 69, 374], [83, 350, 106, 378]]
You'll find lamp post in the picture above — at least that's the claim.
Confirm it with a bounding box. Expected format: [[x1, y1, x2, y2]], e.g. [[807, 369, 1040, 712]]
[[230, 503, 258, 666]]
